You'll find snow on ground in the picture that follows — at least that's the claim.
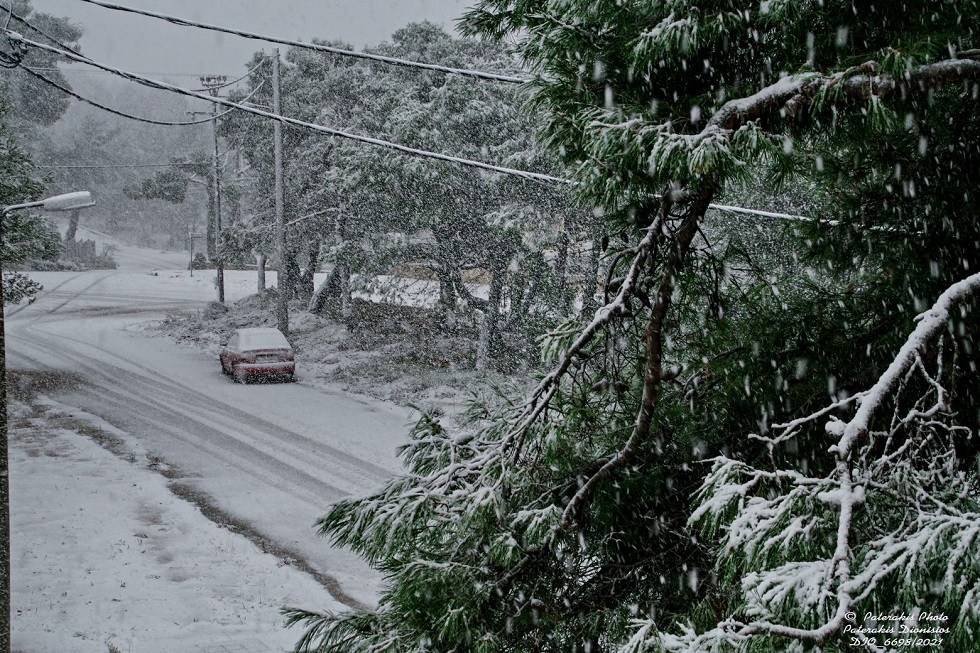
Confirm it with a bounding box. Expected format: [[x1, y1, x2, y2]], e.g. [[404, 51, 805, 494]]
[[8, 388, 338, 653], [6, 228, 528, 652]]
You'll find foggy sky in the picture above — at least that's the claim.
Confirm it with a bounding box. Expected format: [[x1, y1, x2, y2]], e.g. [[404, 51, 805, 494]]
[[31, 0, 475, 80]]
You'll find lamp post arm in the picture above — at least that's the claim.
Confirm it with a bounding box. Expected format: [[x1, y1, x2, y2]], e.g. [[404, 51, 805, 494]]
[[1, 200, 44, 214]]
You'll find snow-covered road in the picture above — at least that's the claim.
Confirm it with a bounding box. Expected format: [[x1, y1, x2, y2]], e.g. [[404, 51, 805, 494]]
[[5, 242, 413, 610]]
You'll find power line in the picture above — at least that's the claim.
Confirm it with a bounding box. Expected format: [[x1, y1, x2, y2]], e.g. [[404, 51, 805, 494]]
[[79, 0, 531, 85], [28, 66, 230, 78], [12, 7, 250, 88], [20, 65, 258, 126], [37, 162, 203, 169], [8, 24, 837, 227], [7, 31, 568, 185]]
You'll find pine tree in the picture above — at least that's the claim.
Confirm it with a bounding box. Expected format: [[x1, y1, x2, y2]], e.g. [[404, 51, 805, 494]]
[[288, 2, 980, 651]]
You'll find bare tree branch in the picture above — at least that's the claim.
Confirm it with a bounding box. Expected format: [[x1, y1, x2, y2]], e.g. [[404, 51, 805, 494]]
[[561, 185, 716, 528]]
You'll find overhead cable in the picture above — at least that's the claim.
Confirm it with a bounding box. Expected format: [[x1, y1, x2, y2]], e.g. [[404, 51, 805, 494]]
[[12, 8, 251, 90], [79, 0, 531, 84], [9, 30, 836, 226], [1, 4, 25, 69], [8, 32, 566, 184], [25, 66, 227, 78], [10, 8, 81, 50], [38, 162, 205, 169], [21, 65, 266, 126]]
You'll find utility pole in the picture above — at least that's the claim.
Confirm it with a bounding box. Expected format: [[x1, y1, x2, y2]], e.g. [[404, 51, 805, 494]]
[[199, 74, 227, 304], [273, 49, 288, 335]]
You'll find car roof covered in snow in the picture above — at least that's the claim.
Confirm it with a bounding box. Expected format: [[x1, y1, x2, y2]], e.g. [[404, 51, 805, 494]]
[[234, 327, 290, 350]]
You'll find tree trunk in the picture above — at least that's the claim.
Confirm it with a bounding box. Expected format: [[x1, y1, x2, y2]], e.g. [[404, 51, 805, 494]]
[[475, 262, 507, 371], [432, 223, 460, 327], [256, 252, 266, 293], [308, 262, 351, 320], [555, 216, 571, 316], [338, 262, 353, 325], [308, 265, 340, 314], [283, 248, 301, 299], [297, 240, 319, 300], [436, 263, 457, 319], [309, 214, 350, 316], [65, 209, 82, 246]]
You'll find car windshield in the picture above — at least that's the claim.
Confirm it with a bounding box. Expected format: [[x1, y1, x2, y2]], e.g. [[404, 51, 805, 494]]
[[237, 329, 290, 351]]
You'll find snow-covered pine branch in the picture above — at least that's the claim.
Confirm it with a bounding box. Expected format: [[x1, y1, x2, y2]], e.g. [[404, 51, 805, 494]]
[[709, 59, 980, 132], [290, 2, 980, 650], [639, 271, 980, 652]]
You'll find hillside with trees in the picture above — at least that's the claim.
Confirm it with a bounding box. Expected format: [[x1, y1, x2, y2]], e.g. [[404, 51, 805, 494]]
[[223, 23, 582, 371]]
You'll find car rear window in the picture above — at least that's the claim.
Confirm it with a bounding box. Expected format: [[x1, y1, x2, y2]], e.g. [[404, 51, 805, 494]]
[[238, 329, 290, 350]]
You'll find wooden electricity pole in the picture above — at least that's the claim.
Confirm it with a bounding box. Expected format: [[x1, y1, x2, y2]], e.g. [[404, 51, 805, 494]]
[[273, 49, 288, 335], [199, 74, 227, 304]]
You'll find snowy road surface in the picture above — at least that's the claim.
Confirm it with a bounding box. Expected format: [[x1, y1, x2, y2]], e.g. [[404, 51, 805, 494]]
[[9, 393, 341, 652], [5, 241, 413, 611]]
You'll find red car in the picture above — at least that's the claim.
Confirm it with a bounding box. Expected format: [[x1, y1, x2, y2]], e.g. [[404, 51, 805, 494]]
[[219, 327, 295, 383]]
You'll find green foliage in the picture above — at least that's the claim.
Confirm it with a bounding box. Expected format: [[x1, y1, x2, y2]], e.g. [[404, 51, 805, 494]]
[[126, 167, 190, 204], [188, 252, 209, 270], [230, 24, 576, 361], [0, 102, 43, 209], [290, 2, 980, 651], [1, 98, 60, 303]]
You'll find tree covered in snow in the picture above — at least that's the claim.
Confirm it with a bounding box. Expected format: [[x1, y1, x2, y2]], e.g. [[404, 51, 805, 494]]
[[224, 41, 364, 299], [230, 24, 578, 368], [0, 0, 82, 128], [287, 2, 980, 651], [33, 77, 212, 250]]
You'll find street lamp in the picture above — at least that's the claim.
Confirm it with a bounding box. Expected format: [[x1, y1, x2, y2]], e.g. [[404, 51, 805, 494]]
[[0, 190, 96, 651], [2, 190, 95, 214]]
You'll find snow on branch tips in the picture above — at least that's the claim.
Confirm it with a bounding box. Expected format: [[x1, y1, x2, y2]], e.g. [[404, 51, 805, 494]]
[[636, 271, 980, 652], [707, 59, 980, 133]]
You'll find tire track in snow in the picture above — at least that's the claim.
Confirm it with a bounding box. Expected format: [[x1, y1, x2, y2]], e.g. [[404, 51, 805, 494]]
[[4, 270, 118, 318]]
